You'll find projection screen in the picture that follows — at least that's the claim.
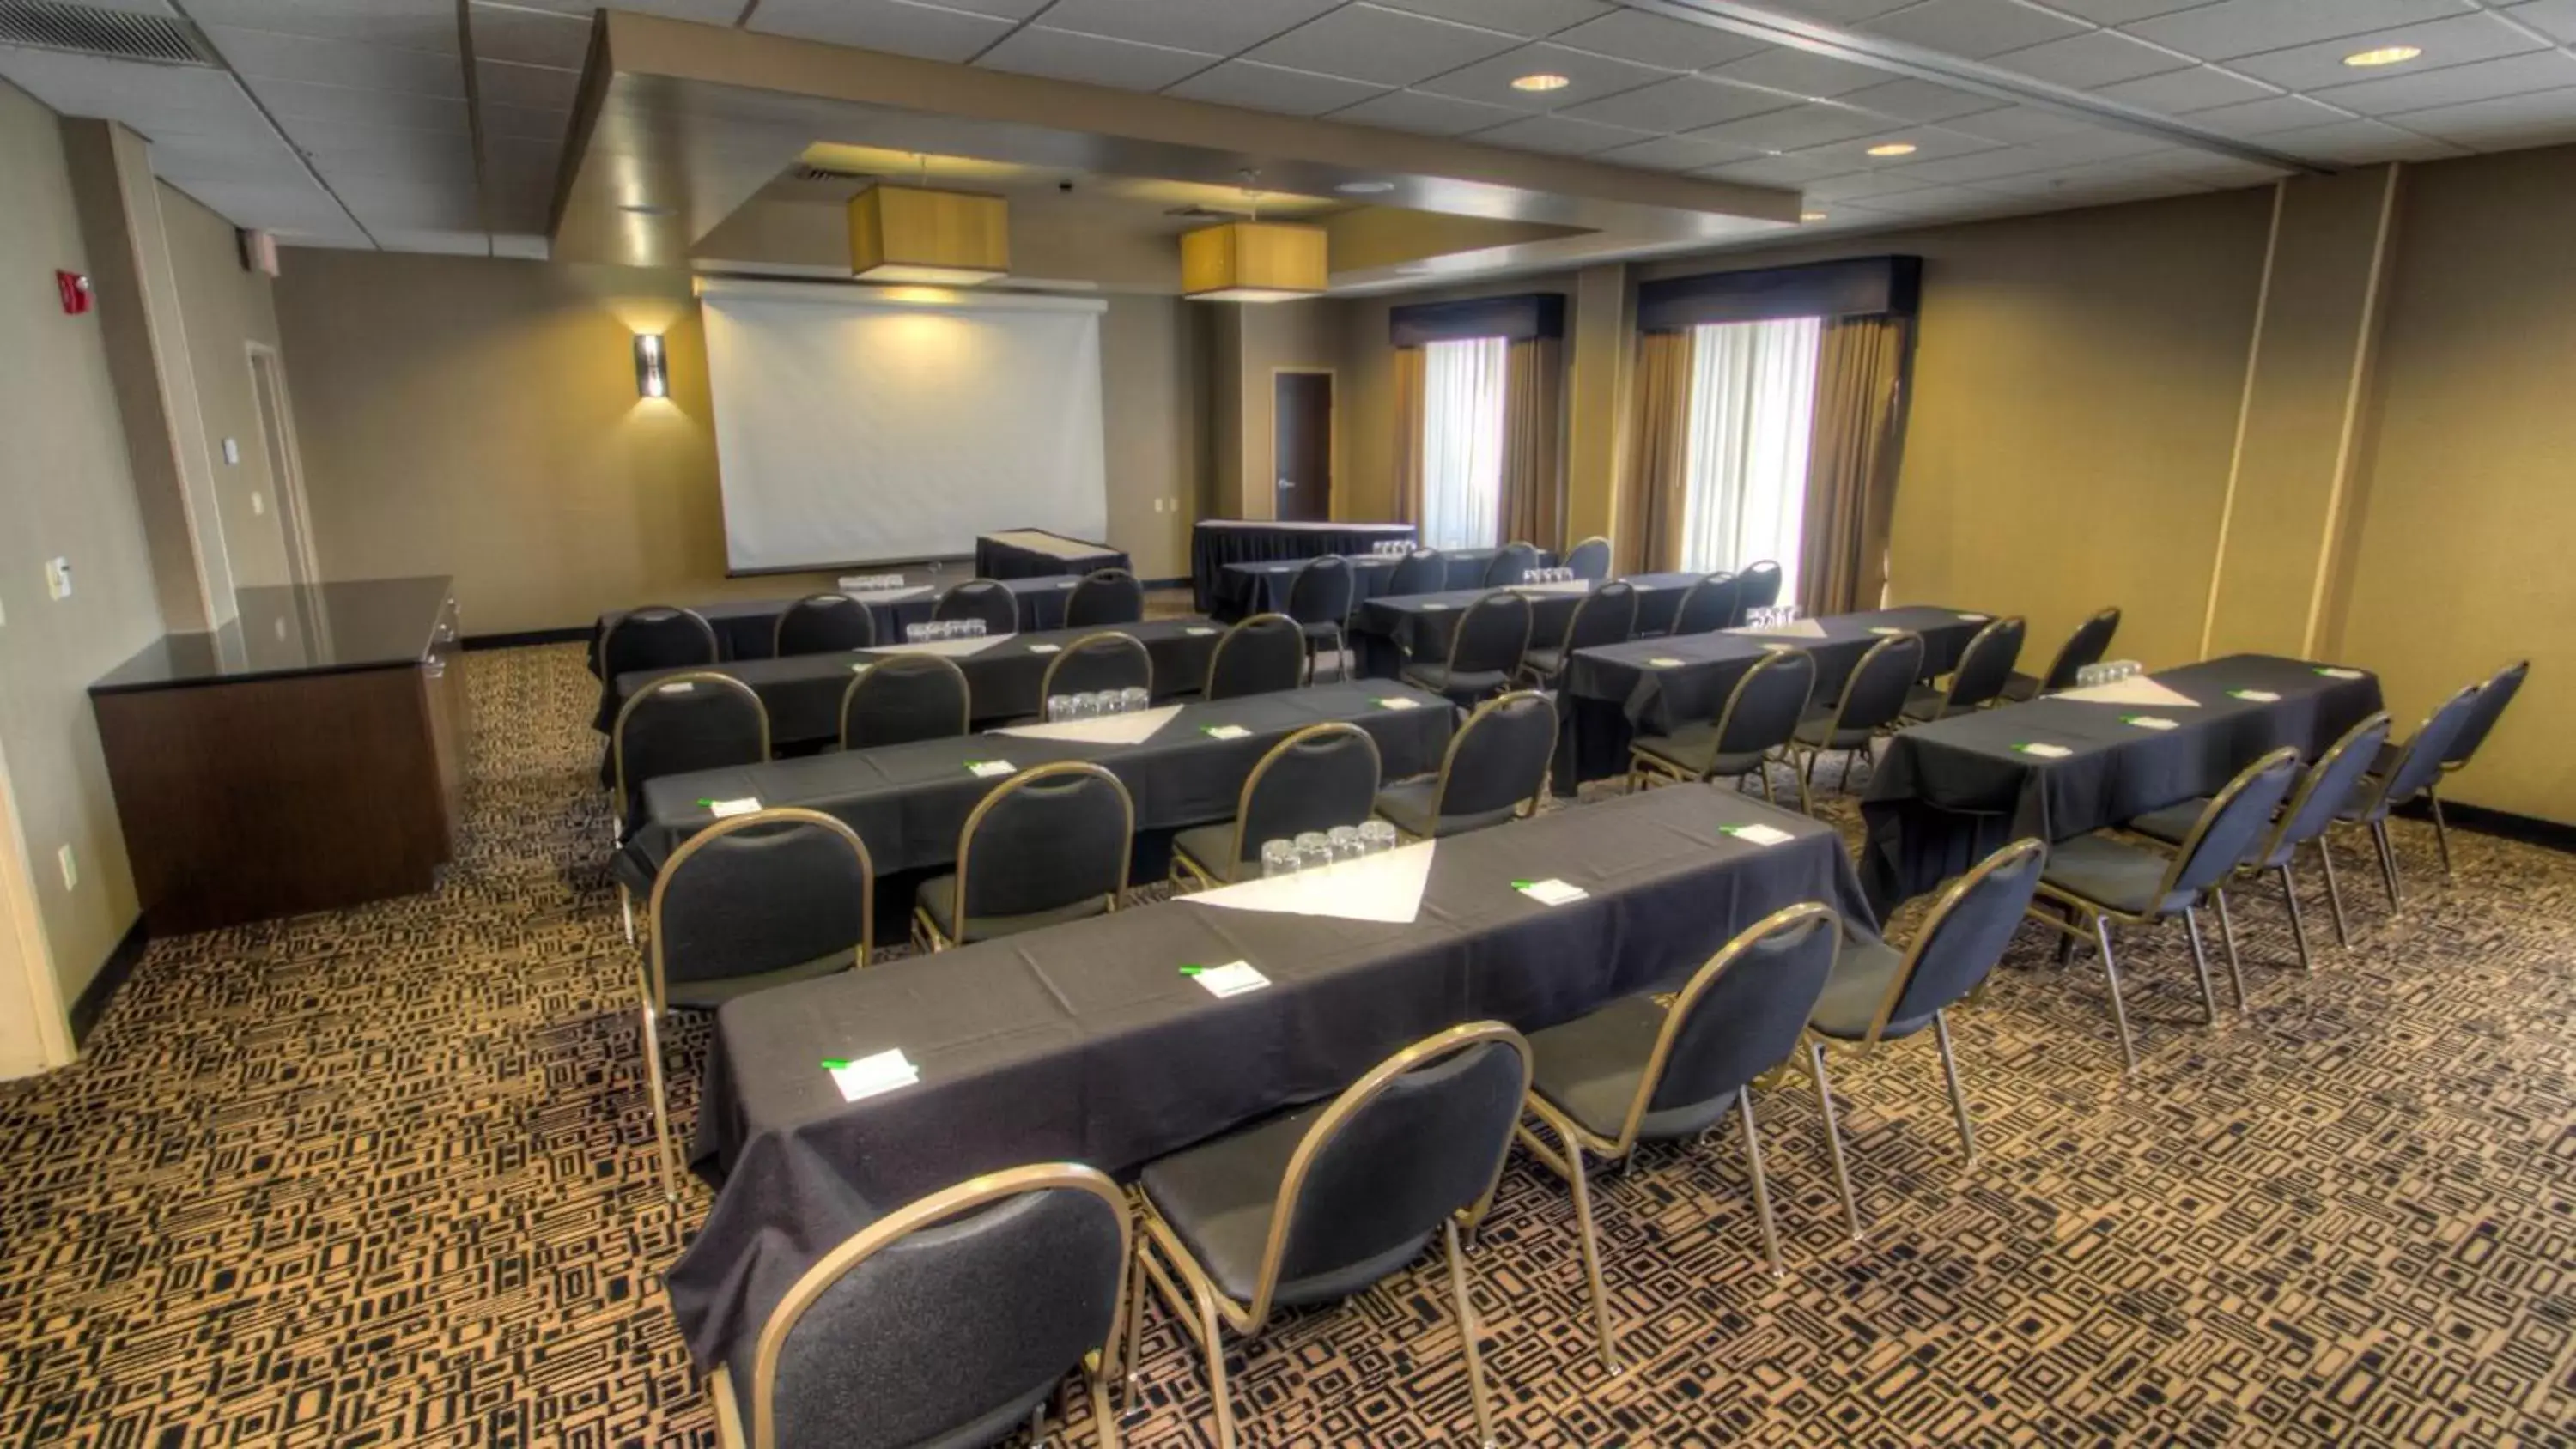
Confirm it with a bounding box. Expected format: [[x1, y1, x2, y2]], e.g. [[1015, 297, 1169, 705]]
[[698, 279, 1109, 572]]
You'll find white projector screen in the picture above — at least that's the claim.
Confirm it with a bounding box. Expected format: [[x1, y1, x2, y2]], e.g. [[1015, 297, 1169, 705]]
[[698, 279, 1109, 573]]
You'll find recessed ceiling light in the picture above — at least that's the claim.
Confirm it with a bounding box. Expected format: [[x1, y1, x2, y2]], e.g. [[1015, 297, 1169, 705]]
[[1866, 142, 1917, 157], [1336, 180, 1396, 194], [2343, 45, 2423, 67], [1511, 72, 1571, 92], [1801, 211, 1827, 221]]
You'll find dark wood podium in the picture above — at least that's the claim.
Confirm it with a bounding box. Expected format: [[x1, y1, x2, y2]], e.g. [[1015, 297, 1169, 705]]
[[89, 577, 468, 934]]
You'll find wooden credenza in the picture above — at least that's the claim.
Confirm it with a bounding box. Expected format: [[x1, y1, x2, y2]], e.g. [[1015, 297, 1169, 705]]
[[90, 577, 469, 934]]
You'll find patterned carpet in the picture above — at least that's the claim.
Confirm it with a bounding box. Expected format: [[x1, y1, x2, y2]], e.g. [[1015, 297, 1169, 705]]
[[3, 643, 2572, 1446]]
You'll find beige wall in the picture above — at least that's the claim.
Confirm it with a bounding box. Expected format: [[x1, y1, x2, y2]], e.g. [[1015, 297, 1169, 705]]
[[1216, 299, 1345, 520], [160, 183, 294, 589]]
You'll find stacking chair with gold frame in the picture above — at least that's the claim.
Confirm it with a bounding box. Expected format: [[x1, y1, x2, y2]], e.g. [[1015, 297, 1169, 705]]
[[1038, 631, 1152, 701], [772, 594, 876, 656], [1285, 555, 1358, 682], [610, 670, 769, 942], [1786, 630, 1922, 796], [1517, 903, 1849, 1372], [1665, 571, 1740, 637], [1562, 535, 1612, 581], [2001, 606, 2118, 703], [1900, 615, 2025, 724], [709, 1163, 1130, 1449], [1735, 559, 1783, 621], [1628, 647, 1819, 814], [1400, 589, 1533, 711], [1127, 1022, 1530, 1449], [839, 653, 970, 751], [2419, 660, 2528, 877], [1201, 613, 1309, 700], [1170, 724, 1381, 889], [1385, 548, 1448, 597], [1480, 539, 1541, 587], [1520, 579, 1637, 689], [1063, 567, 1145, 628], [1373, 689, 1556, 840], [933, 578, 1020, 634], [2023, 747, 2301, 1072], [912, 761, 1135, 951], [643, 807, 870, 1199], [599, 604, 720, 686], [2332, 683, 2482, 913]]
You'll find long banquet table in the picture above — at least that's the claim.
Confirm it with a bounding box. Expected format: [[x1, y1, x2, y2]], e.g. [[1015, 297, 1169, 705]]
[[1858, 653, 2385, 913], [665, 782, 1881, 1370], [1350, 573, 1704, 680], [974, 529, 1128, 580], [1191, 519, 1419, 610], [1209, 548, 1559, 623]]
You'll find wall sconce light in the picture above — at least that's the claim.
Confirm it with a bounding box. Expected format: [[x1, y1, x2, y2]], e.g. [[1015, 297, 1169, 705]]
[[634, 333, 667, 398]]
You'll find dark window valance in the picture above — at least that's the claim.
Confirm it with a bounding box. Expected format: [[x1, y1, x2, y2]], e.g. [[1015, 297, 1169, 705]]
[[1637, 256, 1921, 333], [1388, 292, 1565, 347]]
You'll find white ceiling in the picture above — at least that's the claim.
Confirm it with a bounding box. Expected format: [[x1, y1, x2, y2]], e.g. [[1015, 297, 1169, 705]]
[[1, 0, 2573, 258]]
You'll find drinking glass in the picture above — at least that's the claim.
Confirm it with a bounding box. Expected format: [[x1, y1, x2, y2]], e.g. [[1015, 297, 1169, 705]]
[[1261, 840, 1299, 877], [904, 622, 922, 644], [1294, 831, 1332, 872], [1121, 686, 1150, 713], [1359, 820, 1398, 855], [1045, 694, 1069, 722], [1328, 824, 1364, 864]]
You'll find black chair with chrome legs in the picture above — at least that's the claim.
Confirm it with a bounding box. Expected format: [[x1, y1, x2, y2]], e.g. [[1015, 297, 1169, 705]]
[[1063, 567, 1145, 628], [1735, 559, 1783, 621], [709, 1163, 1130, 1449], [643, 808, 870, 1201], [1201, 613, 1309, 700], [1629, 648, 1819, 814], [1285, 555, 1358, 682], [1171, 724, 1381, 888], [1038, 631, 1152, 702], [1901, 615, 2025, 724], [1374, 690, 1556, 840], [1665, 571, 1740, 637], [840, 654, 970, 750], [1562, 535, 1612, 581], [1521, 579, 1637, 688], [1787, 630, 1922, 796], [1480, 540, 1540, 587], [1401, 590, 1531, 710], [914, 762, 1134, 951], [1128, 1022, 1530, 1449], [933, 578, 1021, 635], [1386, 548, 1448, 597], [1518, 903, 1850, 1373], [1807, 838, 2045, 1169], [610, 671, 769, 943], [2002, 606, 2119, 702], [2333, 683, 2483, 914], [2024, 748, 2301, 1072], [773, 594, 877, 656]]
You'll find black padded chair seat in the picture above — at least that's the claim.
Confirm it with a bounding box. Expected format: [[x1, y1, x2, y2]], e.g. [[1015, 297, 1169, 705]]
[[2124, 799, 2210, 846], [1792, 706, 1875, 752], [2041, 834, 2190, 917], [663, 950, 856, 1012], [1373, 778, 1516, 840], [1522, 646, 1566, 679], [2000, 670, 2046, 703], [1631, 721, 1769, 780], [914, 876, 1114, 943], [1899, 685, 1954, 724], [1526, 995, 1738, 1143], [1172, 823, 1252, 884], [1401, 661, 1510, 702], [1140, 1102, 1433, 1307], [1805, 937, 1930, 1042]]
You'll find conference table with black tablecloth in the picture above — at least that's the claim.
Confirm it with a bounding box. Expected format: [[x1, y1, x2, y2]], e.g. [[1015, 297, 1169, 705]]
[[1351, 573, 1704, 680], [1209, 548, 1561, 623], [588, 574, 1079, 677], [607, 616, 1228, 747], [622, 680, 1455, 883], [974, 530, 1129, 580], [1858, 653, 2385, 915], [1552, 606, 1996, 793], [1191, 520, 1421, 610], [663, 782, 1881, 1370]]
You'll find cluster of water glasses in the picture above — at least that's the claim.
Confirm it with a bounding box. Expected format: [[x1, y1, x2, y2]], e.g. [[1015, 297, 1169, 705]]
[[840, 573, 908, 592], [1368, 541, 1418, 556], [1261, 821, 1402, 876], [1744, 604, 1801, 628], [902, 618, 992, 643], [1519, 567, 1580, 585], [2075, 660, 2148, 687], [1044, 687, 1152, 721]]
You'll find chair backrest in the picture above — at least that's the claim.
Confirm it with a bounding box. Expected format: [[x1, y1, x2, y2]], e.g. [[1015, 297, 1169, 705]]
[[2160, 747, 2301, 900], [1248, 1022, 1530, 1324], [649, 808, 872, 1005], [1563, 536, 1612, 581], [603, 606, 718, 678], [1205, 613, 1309, 700], [1670, 573, 1740, 636], [612, 671, 769, 824], [773, 594, 878, 657], [1445, 590, 1532, 679], [1039, 631, 1152, 700], [1827, 631, 1925, 735], [1224, 724, 1383, 869], [1480, 541, 1540, 588], [745, 1164, 1128, 1449], [1942, 615, 2026, 712], [2445, 659, 2529, 768], [1559, 580, 1639, 657], [839, 654, 971, 750], [2040, 607, 2121, 692], [1864, 839, 2046, 1040], [1063, 567, 1145, 628], [955, 762, 1134, 921], [1285, 555, 1355, 627], [1387, 549, 1448, 596], [1625, 903, 1838, 1144], [2262, 711, 2392, 861], [933, 579, 1019, 634], [2373, 683, 2485, 812], [1431, 690, 1557, 824], [1711, 649, 1816, 758], [1735, 560, 1783, 615]]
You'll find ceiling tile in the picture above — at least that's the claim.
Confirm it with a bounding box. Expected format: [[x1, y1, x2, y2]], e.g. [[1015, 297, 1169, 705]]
[[746, 0, 1015, 63], [1693, 101, 1899, 151], [1807, 122, 2002, 162], [1558, 74, 1796, 130], [1862, 0, 2087, 59], [330, 176, 484, 230], [2225, 13, 2545, 94], [1413, 41, 1675, 112], [2186, 93, 2353, 136], [148, 136, 307, 185], [165, 175, 344, 229], [1036, 0, 1343, 55], [1245, 4, 1523, 88], [492, 233, 551, 259], [1325, 87, 1525, 133], [2087, 64, 2281, 112], [2307, 49, 2576, 118], [457, 0, 740, 16], [2257, 117, 2473, 161], [1549, 9, 1770, 70], [1802, 167, 1941, 199], [310, 144, 478, 190], [475, 58, 580, 112], [1591, 132, 1765, 170], [1838, 76, 2009, 124], [1367, 0, 1617, 38], [1874, 143, 2052, 182], [484, 135, 564, 195], [478, 101, 569, 142], [184, 0, 458, 52], [369, 228, 495, 254], [2023, 0, 2210, 20], [2377, 83, 2576, 149], [293, 122, 477, 178], [977, 27, 1218, 89], [254, 77, 471, 133], [2000, 124, 2179, 163], [204, 26, 464, 98], [1991, 29, 2191, 88], [1466, 111, 1657, 154], [2502, 1, 2576, 44], [1163, 59, 1388, 115], [1940, 103, 2099, 142], [2123, 0, 2474, 63], [1692, 151, 1853, 185], [1706, 46, 1897, 100], [1752, 0, 1919, 21], [466, 3, 592, 70]]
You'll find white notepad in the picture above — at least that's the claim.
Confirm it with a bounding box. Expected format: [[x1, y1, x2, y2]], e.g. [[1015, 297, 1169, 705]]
[[966, 759, 1017, 779], [2123, 716, 2179, 731], [1188, 961, 1271, 998], [2229, 688, 2283, 703], [1202, 724, 1252, 740], [2014, 742, 2075, 759], [705, 797, 762, 818], [1515, 877, 1589, 906], [828, 1049, 919, 1103], [1721, 822, 1795, 846]]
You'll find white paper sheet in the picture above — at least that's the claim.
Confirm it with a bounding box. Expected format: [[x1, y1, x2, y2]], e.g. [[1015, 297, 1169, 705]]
[[1188, 961, 1271, 998], [1721, 822, 1795, 846], [1724, 618, 1828, 639], [1516, 877, 1589, 906], [2228, 688, 2283, 703], [843, 585, 931, 603], [2123, 716, 2179, 731], [2014, 742, 2075, 759], [1511, 579, 1594, 596], [706, 797, 762, 818], [1182, 842, 1437, 923], [828, 1048, 920, 1102], [966, 759, 1018, 778], [860, 634, 1012, 658], [2056, 677, 2202, 708], [990, 704, 1182, 745], [1202, 724, 1252, 740]]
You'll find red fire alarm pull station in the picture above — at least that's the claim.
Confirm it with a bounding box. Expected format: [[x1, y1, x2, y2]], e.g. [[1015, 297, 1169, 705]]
[[57, 270, 91, 315]]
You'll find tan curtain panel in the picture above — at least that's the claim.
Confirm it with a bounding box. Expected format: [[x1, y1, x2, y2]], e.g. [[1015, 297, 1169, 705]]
[[1800, 315, 1911, 614], [1497, 336, 1564, 549], [1619, 330, 1695, 573], [1391, 346, 1428, 527]]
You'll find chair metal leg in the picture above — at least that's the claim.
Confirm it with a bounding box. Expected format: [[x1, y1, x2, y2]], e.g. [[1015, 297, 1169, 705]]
[[2430, 786, 2454, 879], [1443, 1219, 1501, 1449], [2318, 838, 2351, 947], [1121, 1242, 1149, 1422], [1932, 1011, 1976, 1161], [2372, 820, 2403, 910], [1552, 1124, 1622, 1373], [1189, 1280, 1236, 1449], [2279, 864, 2314, 973], [641, 999, 676, 1203], [1807, 1040, 1862, 1243], [1029, 1399, 1048, 1447], [1791, 755, 1815, 817], [619, 884, 635, 945], [1757, 767, 1778, 807], [2212, 888, 2249, 1012], [1735, 1091, 1787, 1280], [2182, 906, 2220, 1025], [2093, 915, 2137, 1073]]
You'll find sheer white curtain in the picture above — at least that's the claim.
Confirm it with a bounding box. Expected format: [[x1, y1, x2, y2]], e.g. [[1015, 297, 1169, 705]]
[[1680, 317, 1822, 595], [1419, 336, 1508, 551]]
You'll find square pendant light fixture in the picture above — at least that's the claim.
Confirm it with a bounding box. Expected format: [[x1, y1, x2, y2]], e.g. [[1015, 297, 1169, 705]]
[[849, 184, 1009, 286], [1181, 220, 1327, 302]]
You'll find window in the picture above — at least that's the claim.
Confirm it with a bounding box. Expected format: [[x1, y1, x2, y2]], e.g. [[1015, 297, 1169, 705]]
[[1680, 317, 1821, 597], [1419, 335, 1508, 550]]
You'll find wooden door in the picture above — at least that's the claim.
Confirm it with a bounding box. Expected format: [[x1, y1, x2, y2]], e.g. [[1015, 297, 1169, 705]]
[[1273, 371, 1333, 522]]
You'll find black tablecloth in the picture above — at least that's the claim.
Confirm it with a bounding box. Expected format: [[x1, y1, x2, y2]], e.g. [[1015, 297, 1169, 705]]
[[666, 782, 1881, 1369], [1351, 573, 1704, 680], [609, 617, 1227, 747], [624, 680, 1454, 881], [1209, 548, 1561, 623], [1859, 653, 2385, 914], [1191, 520, 1419, 610], [1553, 606, 1995, 792], [974, 530, 1129, 581]]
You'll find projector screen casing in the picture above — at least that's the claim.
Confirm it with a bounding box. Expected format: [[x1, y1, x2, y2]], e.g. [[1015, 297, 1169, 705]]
[[699, 279, 1109, 573]]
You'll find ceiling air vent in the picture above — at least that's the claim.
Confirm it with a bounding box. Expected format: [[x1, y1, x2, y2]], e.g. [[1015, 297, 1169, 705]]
[[0, 1, 218, 64], [794, 164, 875, 183], [1165, 204, 1254, 221]]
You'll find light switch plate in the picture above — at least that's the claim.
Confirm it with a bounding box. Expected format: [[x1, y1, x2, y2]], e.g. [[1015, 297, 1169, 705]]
[[252, 491, 265, 516], [45, 558, 70, 600], [222, 437, 240, 464]]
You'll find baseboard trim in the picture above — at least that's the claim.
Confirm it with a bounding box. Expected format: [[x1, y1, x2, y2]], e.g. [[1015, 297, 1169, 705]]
[[1143, 576, 1191, 591], [69, 916, 149, 1047], [2394, 796, 2576, 854], [465, 627, 591, 651]]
